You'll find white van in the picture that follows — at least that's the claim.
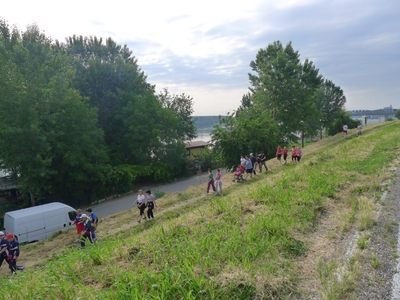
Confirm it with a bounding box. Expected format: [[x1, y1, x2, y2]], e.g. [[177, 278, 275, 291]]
[[4, 202, 77, 243]]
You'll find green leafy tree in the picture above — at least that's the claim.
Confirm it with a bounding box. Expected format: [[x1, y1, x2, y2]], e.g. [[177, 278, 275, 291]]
[[0, 23, 108, 205], [211, 108, 279, 169], [315, 80, 346, 137], [61, 35, 154, 164], [248, 41, 323, 142], [157, 88, 197, 141], [327, 109, 360, 136], [395, 109, 400, 120]]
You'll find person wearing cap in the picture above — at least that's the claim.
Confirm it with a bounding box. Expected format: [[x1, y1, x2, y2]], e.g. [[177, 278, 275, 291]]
[[80, 214, 95, 247], [5, 233, 19, 274], [85, 208, 98, 241], [0, 231, 9, 268]]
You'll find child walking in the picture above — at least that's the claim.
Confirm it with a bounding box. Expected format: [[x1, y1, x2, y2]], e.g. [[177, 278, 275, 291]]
[[205, 168, 216, 194]]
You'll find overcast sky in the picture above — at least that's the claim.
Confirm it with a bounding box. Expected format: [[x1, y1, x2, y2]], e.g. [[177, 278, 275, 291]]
[[2, 0, 399, 116]]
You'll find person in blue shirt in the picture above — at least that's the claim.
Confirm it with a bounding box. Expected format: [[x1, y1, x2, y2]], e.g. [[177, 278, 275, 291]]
[[244, 155, 253, 180], [0, 231, 9, 268], [86, 208, 98, 240], [5, 233, 19, 274], [80, 214, 95, 247]]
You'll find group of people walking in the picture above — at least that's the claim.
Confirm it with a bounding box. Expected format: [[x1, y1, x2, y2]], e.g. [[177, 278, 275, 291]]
[[235, 152, 269, 181], [133, 189, 157, 223], [276, 145, 302, 164], [205, 169, 223, 195], [74, 208, 99, 247]]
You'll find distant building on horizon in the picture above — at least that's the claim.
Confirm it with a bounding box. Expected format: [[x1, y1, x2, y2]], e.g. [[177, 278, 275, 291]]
[[349, 105, 396, 116]]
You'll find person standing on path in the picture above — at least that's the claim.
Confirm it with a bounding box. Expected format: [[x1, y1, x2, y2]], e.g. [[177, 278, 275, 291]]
[[145, 190, 157, 220], [205, 168, 216, 194], [215, 169, 223, 196], [133, 189, 147, 223]]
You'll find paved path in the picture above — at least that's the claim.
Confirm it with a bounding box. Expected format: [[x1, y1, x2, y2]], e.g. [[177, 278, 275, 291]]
[[92, 169, 223, 218]]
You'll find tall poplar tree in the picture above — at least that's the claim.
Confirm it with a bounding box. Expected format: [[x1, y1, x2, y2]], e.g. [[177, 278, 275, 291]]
[[248, 41, 323, 141]]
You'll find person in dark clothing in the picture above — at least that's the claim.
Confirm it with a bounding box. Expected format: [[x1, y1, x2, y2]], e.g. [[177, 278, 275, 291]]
[[250, 153, 257, 175], [145, 190, 157, 220], [258, 152, 268, 172], [80, 214, 95, 247], [0, 231, 9, 267], [86, 208, 98, 240], [5, 233, 19, 274]]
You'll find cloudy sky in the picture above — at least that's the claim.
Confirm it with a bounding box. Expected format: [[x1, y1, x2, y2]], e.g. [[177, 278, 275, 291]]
[[2, 0, 399, 115]]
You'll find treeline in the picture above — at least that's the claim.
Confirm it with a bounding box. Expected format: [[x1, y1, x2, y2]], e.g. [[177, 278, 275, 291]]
[[211, 41, 359, 169], [0, 20, 197, 206]]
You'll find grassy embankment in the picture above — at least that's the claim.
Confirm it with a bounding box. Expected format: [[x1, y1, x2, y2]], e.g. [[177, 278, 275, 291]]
[[0, 121, 399, 299]]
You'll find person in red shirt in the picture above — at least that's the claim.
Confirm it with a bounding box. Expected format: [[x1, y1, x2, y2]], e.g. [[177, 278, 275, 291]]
[[73, 209, 84, 242], [291, 146, 297, 164], [276, 146, 283, 164], [283, 146, 288, 164]]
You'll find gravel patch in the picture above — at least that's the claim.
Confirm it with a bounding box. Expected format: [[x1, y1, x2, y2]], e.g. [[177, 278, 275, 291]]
[[356, 164, 400, 299]]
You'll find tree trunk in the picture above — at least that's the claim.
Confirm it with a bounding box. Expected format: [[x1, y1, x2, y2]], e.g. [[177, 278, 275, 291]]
[[29, 192, 35, 207]]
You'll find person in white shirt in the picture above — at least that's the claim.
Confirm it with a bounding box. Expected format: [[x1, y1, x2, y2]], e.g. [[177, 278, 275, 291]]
[[343, 124, 348, 137], [357, 124, 362, 136], [133, 189, 146, 223]]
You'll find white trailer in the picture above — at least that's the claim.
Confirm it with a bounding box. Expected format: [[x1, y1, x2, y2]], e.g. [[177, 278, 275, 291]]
[[4, 202, 77, 243]]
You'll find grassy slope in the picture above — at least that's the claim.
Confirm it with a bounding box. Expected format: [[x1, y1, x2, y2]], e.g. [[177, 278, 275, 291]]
[[1, 121, 399, 299]]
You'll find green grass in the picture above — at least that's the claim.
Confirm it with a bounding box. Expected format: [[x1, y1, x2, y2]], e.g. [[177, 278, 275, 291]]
[[1, 121, 399, 299]]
